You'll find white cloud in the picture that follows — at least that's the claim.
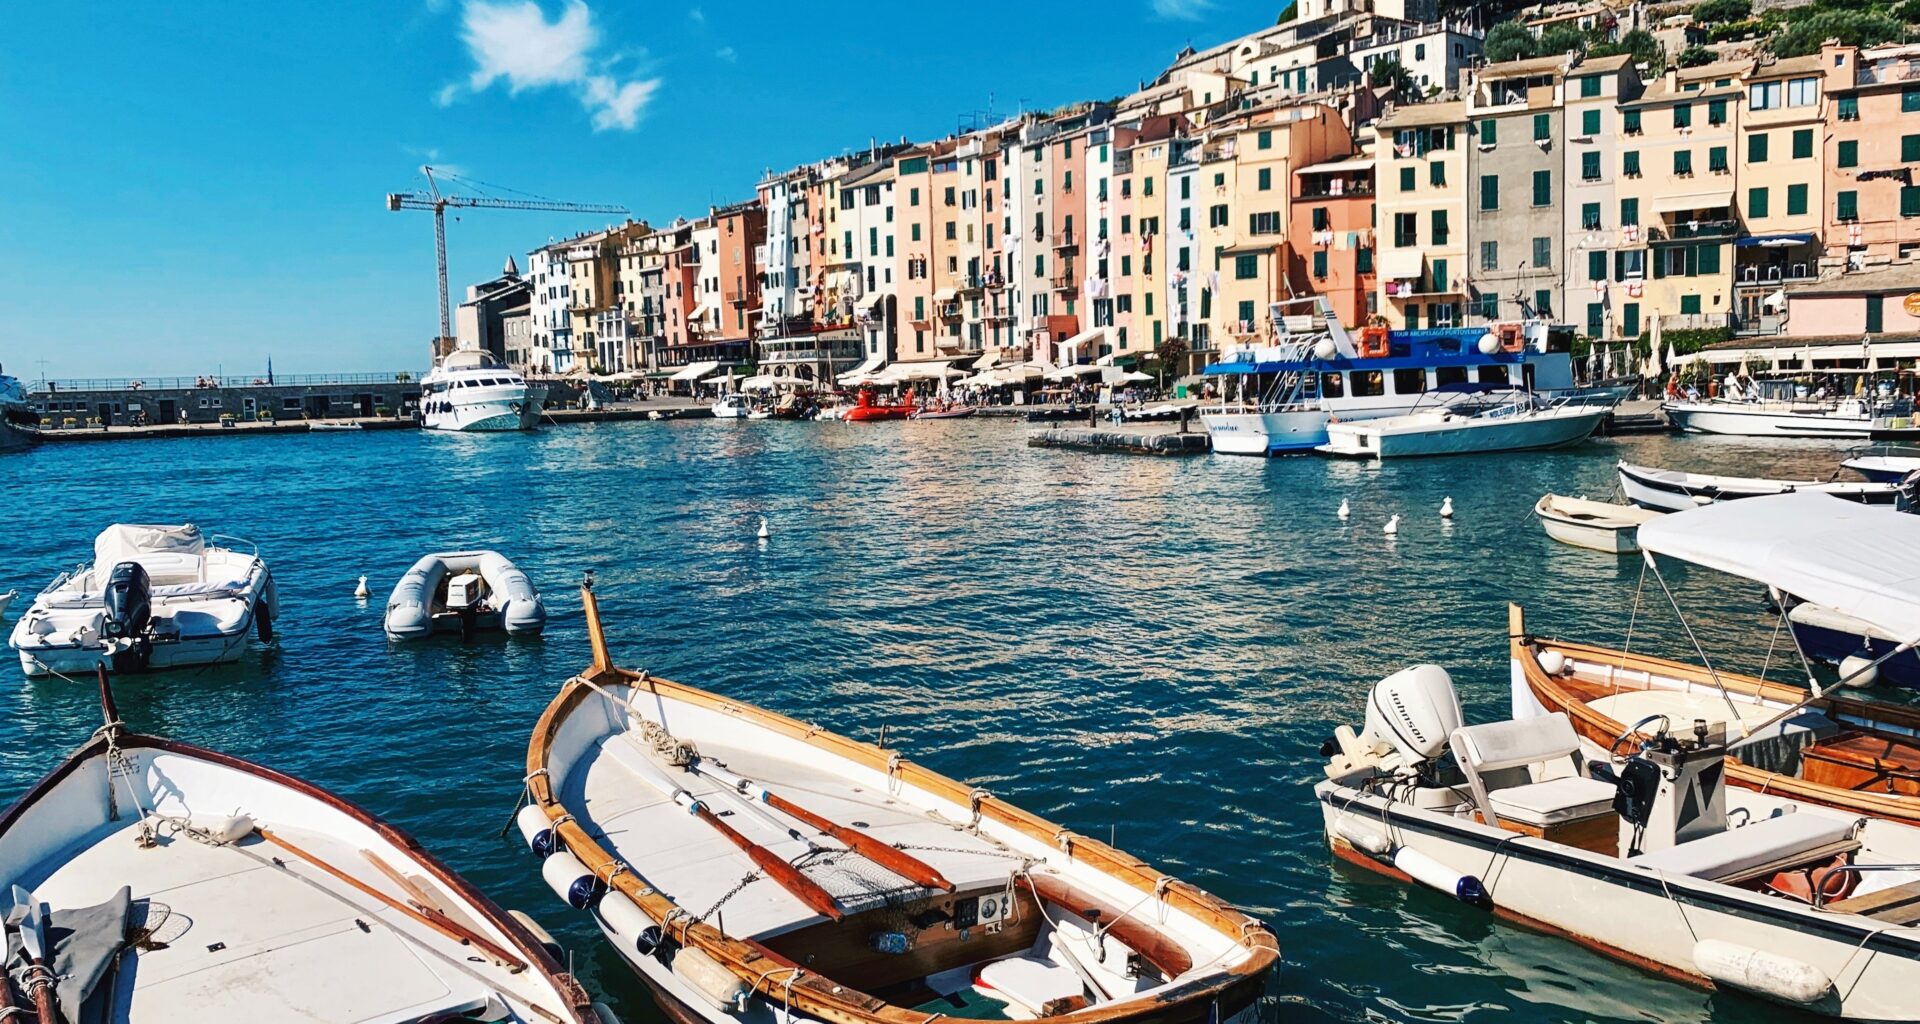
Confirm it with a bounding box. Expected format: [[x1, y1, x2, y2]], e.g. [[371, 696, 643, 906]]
[[714, 45, 736, 62], [442, 0, 659, 131], [688, 7, 706, 24], [1150, 0, 1214, 19]]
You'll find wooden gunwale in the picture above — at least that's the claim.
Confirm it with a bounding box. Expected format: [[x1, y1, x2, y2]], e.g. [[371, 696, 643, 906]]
[[1509, 603, 1920, 826], [0, 733, 599, 1022], [526, 666, 1279, 1024]]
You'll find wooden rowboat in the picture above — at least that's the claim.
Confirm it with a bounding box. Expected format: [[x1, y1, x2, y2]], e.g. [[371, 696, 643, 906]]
[[1533, 494, 1663, 554], [0, 670, 607, 1023], [1510, 603, 1920, 826], [520, 584, 1278, 1024]]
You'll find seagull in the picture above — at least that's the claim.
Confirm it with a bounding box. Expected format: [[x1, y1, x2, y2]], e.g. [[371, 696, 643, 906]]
[[1337, 498, 1351, 521], [353, 575, 369, 599], [1384, 514, 1400, 536], [1440, 496, 1454, 519], [756, 516, 770, 540]]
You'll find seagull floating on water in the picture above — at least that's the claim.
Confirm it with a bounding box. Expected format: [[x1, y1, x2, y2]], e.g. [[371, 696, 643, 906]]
[[1440, 496, 1454, 519], [1383, 514, 1400, 536], [756, 516, 770, 540], [1337, 498, 1351, 521], [353, 575, 369, 599]]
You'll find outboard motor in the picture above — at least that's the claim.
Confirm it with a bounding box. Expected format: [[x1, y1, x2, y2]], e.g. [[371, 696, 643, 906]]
[[101, 561, 153, 672], [1325, 665, 1464, 780]]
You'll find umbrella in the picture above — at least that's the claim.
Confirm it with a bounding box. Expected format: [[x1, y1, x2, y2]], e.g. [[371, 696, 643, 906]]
[[1118, 370, 1154, 382]]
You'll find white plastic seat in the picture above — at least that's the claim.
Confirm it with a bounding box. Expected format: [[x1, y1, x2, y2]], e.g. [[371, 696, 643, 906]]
[[1631, 812, 1861, 882], [977, 956, 1083, 1015], [1487, 775, 1618, 826], [1451, 713, 1614, 830]]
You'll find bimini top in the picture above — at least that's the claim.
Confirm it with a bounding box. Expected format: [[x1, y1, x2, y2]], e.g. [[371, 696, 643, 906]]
[[1637, 492, 1920, 642], [94, 523, 204, 568]]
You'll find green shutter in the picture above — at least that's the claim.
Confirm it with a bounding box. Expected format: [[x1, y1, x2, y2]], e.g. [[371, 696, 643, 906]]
[[1675, 150, 1693, 175], [1432, 258, 1449, 292], [1400, 167, 1415, 192], [1624, 109, 1641, 133], [1533, 113, 1550, 141], [1482, 119, 1497, 146], [1582, 109, 1600, 136], [1869, 298, 1885, 333], [1429, 161, 1444, 186], [1709, 147, 1728, 173], [1313, 250, 1328, 277], [1749, 133, 1768, 163], [1906, 135, 1920, 163], [1432, 210, 1449, 245], [1681, 294, 1701, 315], [1582, 202, 1600, 228], [1588, 250, 1606, 281], [1582, 152, 1600, 180], [1748, 187, 1769, 219], [1622, 303, 1640, 335], [1698, 243, 1721, 275], [1788, 183, 1808, 216], [1792, 129, 1813, 160], [1903, 186, 1920, 218], [1581, 76, 1600, 98], [1621, 197, 1638, 226], [1709, 99, 1727, 124], [1532, 170, 1550, 206], [1906, 88, 1920, 112], [1839, 190, 1859, 220], [1839, 141, 1858, 168], [1587, 302, 1604, 336], [1674, 104, 1692, 128], [1623, 150, 1640, 176], [1480, 174, 1499, 210], [1259, 168, 1272, 190]]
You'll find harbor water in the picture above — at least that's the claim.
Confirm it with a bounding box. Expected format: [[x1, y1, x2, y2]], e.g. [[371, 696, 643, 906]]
[[0, 423, 1891, 1023]]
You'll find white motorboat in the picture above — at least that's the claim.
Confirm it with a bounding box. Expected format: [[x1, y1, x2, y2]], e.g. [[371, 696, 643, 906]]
[[1318, 386, 1609, 459], [0, 680, 609, 1023], [1617, 459, 1905, 513], [1843, 443, 1920, 484], [1319, 663, 1920, 1019], [0, 368, 36, 451], [307, 421, 364, 432], [0, 590, 15, 620], [710, 395, 750, 419], [9, 524, 277, 677], [1533, 494, 1664, 553], [385, 550, 545, 640], [516, 585, 1280, 1024], [1663, 397, 1893, 438], [420, 348, 546, 432]]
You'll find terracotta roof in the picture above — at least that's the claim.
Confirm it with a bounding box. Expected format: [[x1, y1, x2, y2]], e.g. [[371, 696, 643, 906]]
[[1749, 53, 1823, 78], [1477, 54, 1574, 80], [1576, 54, 1633, 75], [1376, 100, 1465, 129], [1789, 263, 1920, 297]]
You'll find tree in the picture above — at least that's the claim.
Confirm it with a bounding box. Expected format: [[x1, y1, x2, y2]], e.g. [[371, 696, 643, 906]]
[[1676, 45, 1717, 67], [1694, 0, 1752, 23], [1367, 56, 1418, 96], [1537, 23, 1589, 55], [1484, 21, 1538, 63], [1589, 28, 1665, 72], [1771, 9, 1903, 55]]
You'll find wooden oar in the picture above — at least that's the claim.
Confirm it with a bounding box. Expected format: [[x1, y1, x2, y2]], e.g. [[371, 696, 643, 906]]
[[254, 827, 527, 972]]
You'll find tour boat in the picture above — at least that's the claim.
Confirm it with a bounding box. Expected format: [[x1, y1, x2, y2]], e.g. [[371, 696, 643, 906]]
[[842, 387, 918, 422], [0, 368, 37, 451], [515, 583, 1279, 1024], [1616, 460, 1904, 513], [1533, 494, 1663, 554], [1663, 397, 1902, 438], [10, 524, 277, 677], [1319, 661, 1920, 1019], [385, 550, 545, 640], [1198, 299, 1577, 456], [1317, 386, 1609, 459], [419, 348, 546, 432], [1842, 443, 1920, 484], [0, 671, 609, 1023]]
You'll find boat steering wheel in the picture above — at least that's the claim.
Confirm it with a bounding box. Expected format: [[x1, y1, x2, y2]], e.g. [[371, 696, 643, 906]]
[[1608, 714, 1671, 765]]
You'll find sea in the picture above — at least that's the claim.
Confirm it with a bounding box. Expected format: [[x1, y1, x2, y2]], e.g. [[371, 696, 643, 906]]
[[0, 421, 1892, 1023]]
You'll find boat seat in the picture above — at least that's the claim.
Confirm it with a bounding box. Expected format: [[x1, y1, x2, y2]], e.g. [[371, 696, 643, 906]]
[[130, 552, 204, 587], [1632, 813, 1863, 884], [1451, 715, 1619, 851], [1487, 775, 1618, 827], [976, 956, 1084, 1016]]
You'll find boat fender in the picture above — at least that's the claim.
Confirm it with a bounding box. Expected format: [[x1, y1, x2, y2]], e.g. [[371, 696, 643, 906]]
[[209, 813, 256, 843], [596, 891, 665, 957], [671, 945, 752, 1013], [1333, 819, 1393, 857], [1693, 939, 1833, 1005], [255, 601, 273, 643], [1839, 653, 1879, 688], [591, 1003, 625, 1024], [1393, 846, 1488, 905], [516, 804, 557, 858], [1536, 650, 1567, 676], [541, 849, 604, 910], [508, 908, 566, 963]]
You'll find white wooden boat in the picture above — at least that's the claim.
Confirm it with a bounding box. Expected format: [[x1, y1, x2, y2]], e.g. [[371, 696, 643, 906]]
[[385, 550, 545, 640], [1617, 460, 1903, 513], [0, 675, 610, 1023], [1664, 398, 1879, 438], [9, 525, 277, 677], [1843, 444, 1920, 484], [517, 585, 1278, 1024], [1320, 662, 1920, 1019], [1533, 494, 1663, 553], [1318, 389, 1608, 459]]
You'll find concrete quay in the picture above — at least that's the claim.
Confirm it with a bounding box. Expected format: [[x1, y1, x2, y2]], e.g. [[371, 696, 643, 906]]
[[1027, 424, 1211, 455]]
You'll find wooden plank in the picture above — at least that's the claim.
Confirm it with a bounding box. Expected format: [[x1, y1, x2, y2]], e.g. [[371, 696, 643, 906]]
[[1828, 879, 1920, 921]]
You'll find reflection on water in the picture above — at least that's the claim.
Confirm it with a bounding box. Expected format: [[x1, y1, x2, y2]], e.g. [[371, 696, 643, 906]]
[[0, 421, 1885, 1022]]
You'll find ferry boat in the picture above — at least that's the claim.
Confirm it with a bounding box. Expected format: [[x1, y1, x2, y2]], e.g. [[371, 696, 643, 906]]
[[419, 348, 546, 432], [1197, 301, 1577, 456], [0, 368, 37, 451]]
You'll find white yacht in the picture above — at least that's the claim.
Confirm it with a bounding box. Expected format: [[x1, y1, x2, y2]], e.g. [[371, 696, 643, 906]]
[[10, 524, 277, 676], [1197, 300, 1578, 456], [419, 348, 546, 432], [0, 367, 37, 451]]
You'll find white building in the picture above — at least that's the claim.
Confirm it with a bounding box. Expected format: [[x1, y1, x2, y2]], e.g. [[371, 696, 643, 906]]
[[525, 242, 571, 375], [1351, 19, 1484, 93]]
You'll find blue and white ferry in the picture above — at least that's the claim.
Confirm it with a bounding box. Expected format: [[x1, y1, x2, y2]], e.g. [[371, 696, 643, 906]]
[[1197, 300, 1578, 456]]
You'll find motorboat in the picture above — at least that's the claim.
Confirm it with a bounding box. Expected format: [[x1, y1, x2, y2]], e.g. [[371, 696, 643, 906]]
[[1317, 386, 1610, 459], [1843, 443, 1920, 484], [384, 550, 545, 641], [1787, 601, 1920, 690], [1199, 300, 1579, 456], [419, 348, 546, 432], [10, 524, 277, 677], [1319, 662, 1920, 1019], [711, 395, 750, 420], [0, 367, 37, 451], [842, 387, 918, 422], [1664, 396, 1904, 438], [0, 673, 610, 1023], [307, 421, 364, 432], [910, 403, 977, 420], [1533, 494, 1664, 554], [515, 584, 1280, 1024], [1115, 403, 1184, 423], [1617, 460, 1905, 513]]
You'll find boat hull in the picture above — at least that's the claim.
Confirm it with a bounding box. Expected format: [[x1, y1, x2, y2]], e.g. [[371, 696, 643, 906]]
[[1534, 498, 1645, 554], [1789, 616, 1920, 690], [1617, 461, 1902, 513], [424, 384, 547, 432], [1843, 455, 1920, 484], [14, 631, 255, 677], [1199, 407, 1330, 455], [1665, 403, 1872, 438], [1321, 408, 1606, 459], [0, 421, 36, 451]]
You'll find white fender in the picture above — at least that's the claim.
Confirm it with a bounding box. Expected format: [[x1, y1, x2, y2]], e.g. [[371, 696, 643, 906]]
[[515, 804, 555, 857], [1334, 818, 1392, 856], [597, 891, 663, 956], [1693, 939, 1833, 1005], [1393, 846, 1488, 904], [673, 945, 751, 1013], [541, 849, 601, 909]]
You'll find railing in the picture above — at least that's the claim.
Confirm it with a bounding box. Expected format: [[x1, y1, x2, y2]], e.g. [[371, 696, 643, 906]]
[[1858, 60, 1920, 86], [1737, 262, 1814, 284], [1733, 314, 1785, 336], [1051, 276, 1079, 291], [31, 371, 417, 393], [1657, 312, 1731, 331], [1298, 181, 1375, 198], [1648, 219, 1738, 241], [1053, 229, 1077, 249]]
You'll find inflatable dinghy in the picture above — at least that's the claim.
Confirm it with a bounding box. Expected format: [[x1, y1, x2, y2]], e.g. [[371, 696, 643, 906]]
[[384, 550, 545, 640]]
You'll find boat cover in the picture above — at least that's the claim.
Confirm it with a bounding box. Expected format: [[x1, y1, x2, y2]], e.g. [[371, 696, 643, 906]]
[[93, 524, 203, 568], [1637, 493, 1920, 642]]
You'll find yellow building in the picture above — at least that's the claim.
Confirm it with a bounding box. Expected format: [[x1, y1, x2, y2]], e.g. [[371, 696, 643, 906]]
[[1733, 54, 1825, 333], [1374, 101, 1468, 329]]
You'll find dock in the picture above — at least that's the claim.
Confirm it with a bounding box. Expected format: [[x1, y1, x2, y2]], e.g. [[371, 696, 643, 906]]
[[1601, 399, 1670, 435], [1027, 424, 1211, 455]]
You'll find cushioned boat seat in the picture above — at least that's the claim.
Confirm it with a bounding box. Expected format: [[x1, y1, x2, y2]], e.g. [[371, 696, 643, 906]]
[[1631, 813, 1861, 882], [127, 552, 203, 587], [1487, 776, 1618, 826], [977, 956, 1083, 1015]]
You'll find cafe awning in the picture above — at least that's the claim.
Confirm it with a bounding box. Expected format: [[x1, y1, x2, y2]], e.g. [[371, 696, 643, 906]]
[[836, 353, 885, 384], [669, 360, 720, 382], [1650, 191, 1733, 214], [1379, 249, 1423, 281]]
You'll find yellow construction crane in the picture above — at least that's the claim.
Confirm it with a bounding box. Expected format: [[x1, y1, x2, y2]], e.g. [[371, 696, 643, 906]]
[[386, 166, 628, 345]]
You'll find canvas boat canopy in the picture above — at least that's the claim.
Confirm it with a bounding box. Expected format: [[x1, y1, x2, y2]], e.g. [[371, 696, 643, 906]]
[[1637, 492, 1920, 642], [94, 524, 204, 569], [669, 360, 721, 382]]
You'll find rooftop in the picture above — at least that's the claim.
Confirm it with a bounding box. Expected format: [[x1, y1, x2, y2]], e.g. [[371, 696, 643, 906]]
[[1377, 100, 1465, 129], [1789, 262, 1920, 297]]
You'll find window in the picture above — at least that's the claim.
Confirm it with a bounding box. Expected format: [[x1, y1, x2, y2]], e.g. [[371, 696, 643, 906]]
[[1405, 305, 1420, 329], [1533, 113, 1550, 141], [1582, 202, 1601, 229], [1475, 294, 1498, 320], [1792, 128, 1813, 160], [1709, 98, 1728, 125], [1431, 209, 1450, 245], [911, 223, 922, 241], [1673, 104, 1692, 129], [1587, 302, 1604, 336], [1582, 152, 1600, 181], [1904, 186, 1920, 218], [1309, 208, 1329, 231], [1675, 149, 1693, 175], [1179, 176, 1189, 199], [1787, 183, 1808, 216], [1357, 247, 1373, 273], [1481, 119, 1497, 146], [1400, 166, 1416, 192], [1622, 302, 1640, 335], [1588, 250, 1606, 282], [1748, 186, 1769, 219], [1749, 133, 1768, 164], [1623, 150, 1641, 177], [1393, 368, 1427, 394], [1839, 95, 1859, 121], [1479, 174, 1499, 210], [1429, 161, 1446, 187], [1258, 168, 1272, 190], [1868, 297, 1885, 333], [1532, 290, 1552, 317], [1350, 370, 1385, 397], [1906, 87, 1920, 113], [1581, 75, 1601, 98], [1839, 140, 1859, 168], [1320, 371, 1345, 398], [1709, 147, 1728, 173], [1624, 109, 1642, 134], [1906, 135, 1920, 163], [1234, 253, 1259, 279], [1430, 258, 1449, 293], [1237, 299, 1255, 325], [1699, 243, 1721, 275], [1480, 240, 1499, 271], [1257, 129, 1272, 150], [1144, 178, 1154, 196], [1532, 236, 1551, 269], [1582, 109, 1601, 136], [1788, 77, 1818, 107], [1313, 250, 1328, 278], [1209, 204, 1229, 227], [1393, 213, 1417, 247], [1531, 170, 1551, 207], [1838, 190, 1859, 221], [1253, 211, 1284, 234]]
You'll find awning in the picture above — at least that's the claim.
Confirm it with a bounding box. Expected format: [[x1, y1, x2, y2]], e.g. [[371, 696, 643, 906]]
[[1379, 249, 1424, 281], [669, 360, 721, 382], [1045, 363, 1107, 380], [1650, 192, 1733, 214], [835, 354, 885, 384], [866, 289, 893, 310], [934, 287, 958, 302], [1736, 233, 1815, 248], [738, 373, 810, 390], [893, 361, 958, 381], [1056, 326, 1107, 364], [1298, 156, 1375, 175], [686, 299, 715, 324], [971, 351, 1000, 371], [1638, 493, 1920, 642]]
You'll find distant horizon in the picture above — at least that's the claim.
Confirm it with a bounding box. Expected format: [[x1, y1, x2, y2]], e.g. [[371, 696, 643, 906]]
[[1, 0, 1270, 378]]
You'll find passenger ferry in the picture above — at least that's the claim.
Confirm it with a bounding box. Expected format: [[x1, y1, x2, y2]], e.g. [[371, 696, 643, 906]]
[[419, 347, 546, 432], [0, 367, 37, 451], [1197, 301, 1578, 456]]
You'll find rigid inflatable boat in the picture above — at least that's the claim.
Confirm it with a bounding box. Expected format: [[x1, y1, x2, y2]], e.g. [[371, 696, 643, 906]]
[[384, 550, 545, 640]]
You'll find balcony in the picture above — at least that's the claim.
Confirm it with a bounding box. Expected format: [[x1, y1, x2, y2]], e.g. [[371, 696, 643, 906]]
[[1297, 180, 1374, 199], [1735, 261, 1815, 286], [1656, 312, 1731, 332], [1051, 276, 1079, 293], [939, 302, 963, 319], [1858, 58, 1920, 86], [1648, 219, 1738, 242], [1053, 229, 1078, 251], [1733, 313, 1786, 337]]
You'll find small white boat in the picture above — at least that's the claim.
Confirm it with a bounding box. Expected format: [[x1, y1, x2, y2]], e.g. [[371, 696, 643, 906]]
[[1319, 387, 1609, 459], [307, 421, 364, 432], [1617, 460, 1905, 513], [1664, 397, 1883, 438], [1534, 494, 1664, 553], [710, 395, 750, 419], [745, 408, 774, 421], [9, 525, 277, 677], [1843, 444, 1920, 484], [1320, 663, 1920, 1019], [0, 680, 610, 1023], [384, 550, 545, 640], [516, 584, 1279, 1024]]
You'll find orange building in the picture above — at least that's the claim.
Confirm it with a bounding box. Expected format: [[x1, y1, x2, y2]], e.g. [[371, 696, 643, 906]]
[[1289, 147, 1377, 329], [1823, 43, 1920, 268], [710, 201, 766, 363]]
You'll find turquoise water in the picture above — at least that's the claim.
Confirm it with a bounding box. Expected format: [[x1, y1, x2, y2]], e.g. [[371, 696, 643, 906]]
[[0, 423, 1883, 1023]]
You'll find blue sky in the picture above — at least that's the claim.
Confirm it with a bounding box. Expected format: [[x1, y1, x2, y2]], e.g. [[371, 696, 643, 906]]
[[1, 0, 1271, 379]]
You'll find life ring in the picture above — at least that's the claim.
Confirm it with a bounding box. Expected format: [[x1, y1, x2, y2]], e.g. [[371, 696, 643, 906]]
[[1498, 323, 1525, 353], [1358, 325, 1391, 359]]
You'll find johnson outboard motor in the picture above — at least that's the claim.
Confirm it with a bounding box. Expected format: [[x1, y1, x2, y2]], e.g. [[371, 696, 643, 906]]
[[101, 561, 153, 672]]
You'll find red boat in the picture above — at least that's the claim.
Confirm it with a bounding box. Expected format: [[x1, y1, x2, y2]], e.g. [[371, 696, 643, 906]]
[[843, 387, 917, 422]]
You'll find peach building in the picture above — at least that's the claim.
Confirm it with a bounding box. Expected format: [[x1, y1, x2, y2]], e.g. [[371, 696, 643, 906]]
[[1374, 100, 1467, 329], [1822, 43, 1920, 269], [1289, 146, 1376, 329]]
